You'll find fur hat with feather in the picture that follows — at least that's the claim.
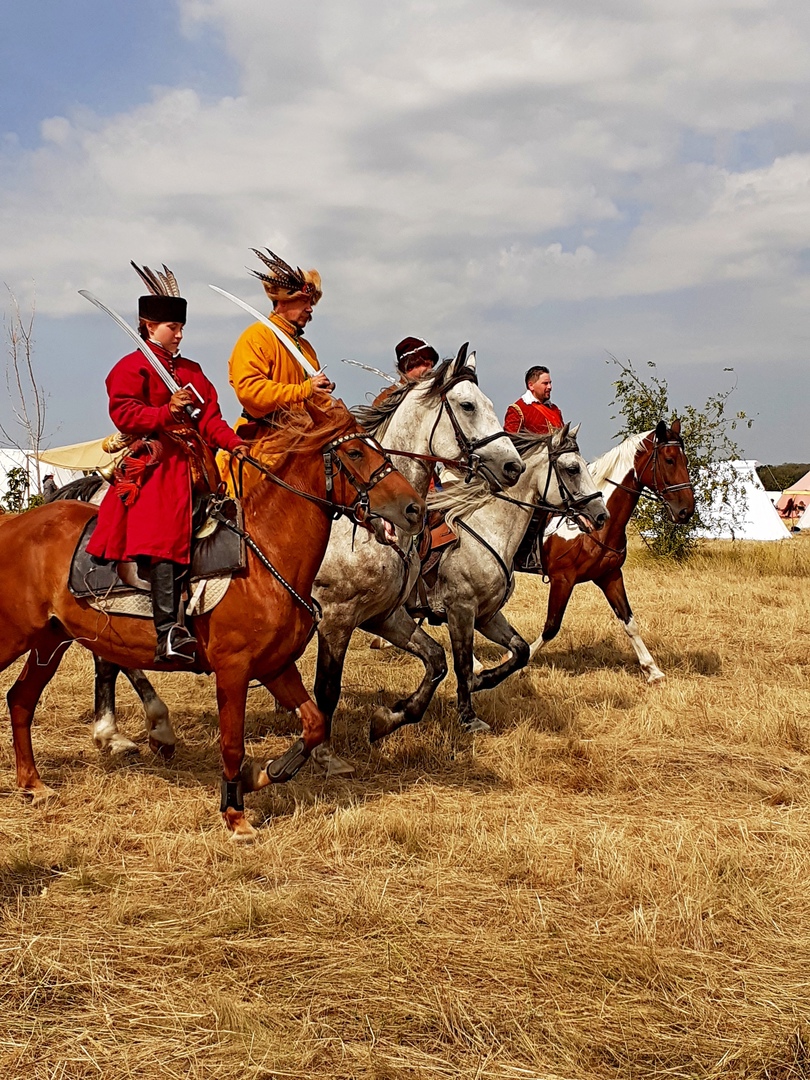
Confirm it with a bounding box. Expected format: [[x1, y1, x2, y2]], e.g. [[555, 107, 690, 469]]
[[249, 248, 322, 305], [132, 261, 187, 323]]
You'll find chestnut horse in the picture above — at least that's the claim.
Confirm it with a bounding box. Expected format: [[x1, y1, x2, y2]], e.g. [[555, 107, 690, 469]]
[[525, 419, 694, 681], [0, 399, 423, 839]]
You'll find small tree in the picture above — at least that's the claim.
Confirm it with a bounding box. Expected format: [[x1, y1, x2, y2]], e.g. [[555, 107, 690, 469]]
[[1, 287, 48, 497], [610, 357, 753, 559]]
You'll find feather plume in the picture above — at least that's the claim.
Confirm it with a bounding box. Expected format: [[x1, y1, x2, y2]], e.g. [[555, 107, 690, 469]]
[[131, 261, 181, 297], [248, 248, 306, 293]]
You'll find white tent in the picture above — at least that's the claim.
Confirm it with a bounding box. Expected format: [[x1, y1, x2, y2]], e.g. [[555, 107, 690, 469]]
[[695, 460, 791, 541], [0, 447, 81, 502]]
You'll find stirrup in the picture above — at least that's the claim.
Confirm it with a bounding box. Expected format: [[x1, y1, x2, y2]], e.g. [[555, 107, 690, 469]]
[[155, 624, 197, 665]]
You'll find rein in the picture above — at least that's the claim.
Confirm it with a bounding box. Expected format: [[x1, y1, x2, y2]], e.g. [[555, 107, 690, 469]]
[[221, 427, 401, 621], [379, 370, 510, 487]]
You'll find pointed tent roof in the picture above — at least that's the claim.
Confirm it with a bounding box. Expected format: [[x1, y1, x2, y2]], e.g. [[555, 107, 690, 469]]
[[777, 467, 810, 512], [695, 460, 791, 541]]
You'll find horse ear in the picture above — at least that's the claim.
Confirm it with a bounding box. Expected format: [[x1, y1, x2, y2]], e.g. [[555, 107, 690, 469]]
[[452, 342, 469, 375], [466, 350, 477, 372], [568, 422, 580, 440], [670, 417, 681, 437], [655, 420, 668, 443], [558, 422, 570, 441]]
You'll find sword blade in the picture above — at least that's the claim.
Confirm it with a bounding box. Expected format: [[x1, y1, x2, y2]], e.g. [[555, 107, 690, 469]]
[[341, 359, 396, 384], [79, 290, 201, 420], [208, 285, 320, 374]]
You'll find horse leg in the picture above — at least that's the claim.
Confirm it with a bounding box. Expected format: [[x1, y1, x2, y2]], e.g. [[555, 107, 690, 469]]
[[312, 625, 357, 775], [122, 668, 175, 756], [367, 608, 448, 742], [470, 612, 529, 693], [596, 569, 665, 683], [527, 575, 575, 661], [91, 658, 139, 756], [262, 664, 335, 783], [214, 666, 258, 841], [446, 602, 490, 734], [7, 626, 70, 804]]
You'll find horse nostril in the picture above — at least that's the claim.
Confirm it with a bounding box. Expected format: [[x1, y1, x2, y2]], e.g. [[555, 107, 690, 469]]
[[503, 460, 524, 479], [405, 501, 423, 522]]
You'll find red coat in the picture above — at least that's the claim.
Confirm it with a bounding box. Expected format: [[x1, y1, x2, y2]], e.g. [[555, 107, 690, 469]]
[[504, 396, 564, 435], [87, 344, 242, 564]]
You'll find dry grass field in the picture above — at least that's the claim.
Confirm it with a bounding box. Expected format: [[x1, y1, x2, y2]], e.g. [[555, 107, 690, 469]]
[[2, 536, 810, 1079]]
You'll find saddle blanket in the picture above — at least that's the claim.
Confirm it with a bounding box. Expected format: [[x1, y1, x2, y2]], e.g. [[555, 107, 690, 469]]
[[68, 502, 246, 619]]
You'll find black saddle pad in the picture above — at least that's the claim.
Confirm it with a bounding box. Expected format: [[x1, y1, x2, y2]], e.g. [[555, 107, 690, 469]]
[[69, 499, 246, 600]]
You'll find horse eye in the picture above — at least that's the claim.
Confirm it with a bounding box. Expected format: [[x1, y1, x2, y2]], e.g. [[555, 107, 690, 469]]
[[346, 448, 364, 460], [459, 401, 475, 413], [566, 463, 580, 474]]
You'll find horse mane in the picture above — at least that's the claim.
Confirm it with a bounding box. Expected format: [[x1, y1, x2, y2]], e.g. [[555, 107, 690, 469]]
[[351, 358, 474, 438], [426, 429, 576, 528], [246, 397, 357, 461], [588, 431, 651, 489]]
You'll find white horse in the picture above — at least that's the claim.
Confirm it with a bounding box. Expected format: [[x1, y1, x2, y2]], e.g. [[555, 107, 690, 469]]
[[311, 344, 524, 760], [422, 425, 609, 732]]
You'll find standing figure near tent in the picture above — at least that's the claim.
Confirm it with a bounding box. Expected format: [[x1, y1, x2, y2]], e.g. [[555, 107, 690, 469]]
[[229, 248, 334, 436], [87, 263, 249, 665]]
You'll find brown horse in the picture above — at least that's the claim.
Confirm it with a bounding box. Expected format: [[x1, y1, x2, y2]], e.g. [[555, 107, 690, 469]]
[[0, 399, 423, 839], [525, 420, 694, 681]]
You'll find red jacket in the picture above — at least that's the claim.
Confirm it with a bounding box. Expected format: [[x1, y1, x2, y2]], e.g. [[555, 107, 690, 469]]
[[504, 395, 564, 435], [87, 344, 242, 564]]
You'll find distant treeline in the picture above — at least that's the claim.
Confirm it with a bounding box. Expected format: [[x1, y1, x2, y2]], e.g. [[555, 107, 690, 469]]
[[756, 463, 810, 491]]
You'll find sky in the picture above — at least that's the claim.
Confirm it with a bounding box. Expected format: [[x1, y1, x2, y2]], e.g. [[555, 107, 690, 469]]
[[2, 0, 810, 463]]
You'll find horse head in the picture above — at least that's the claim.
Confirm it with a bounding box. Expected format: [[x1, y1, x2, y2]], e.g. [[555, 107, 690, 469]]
[[430, 343, 524, 492], [546, 424, 610, 533], [637, 418, 695, 524]]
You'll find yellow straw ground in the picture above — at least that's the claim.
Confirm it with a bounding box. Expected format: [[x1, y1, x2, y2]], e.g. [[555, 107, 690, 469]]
[[1, 537, 809, 1078]]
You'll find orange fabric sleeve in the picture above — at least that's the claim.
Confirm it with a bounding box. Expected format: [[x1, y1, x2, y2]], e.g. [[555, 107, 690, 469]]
[[228, 322, 316, 417]]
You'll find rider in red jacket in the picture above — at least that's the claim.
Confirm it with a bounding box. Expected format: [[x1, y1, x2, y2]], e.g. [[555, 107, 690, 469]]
[[504, 365, 564, 435], [87, 264, 248, 664]]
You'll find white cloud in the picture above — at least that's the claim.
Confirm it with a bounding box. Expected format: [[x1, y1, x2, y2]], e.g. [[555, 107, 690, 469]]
[[3, 0, 810, 456]]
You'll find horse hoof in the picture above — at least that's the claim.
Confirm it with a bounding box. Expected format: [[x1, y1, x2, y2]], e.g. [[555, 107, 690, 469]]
[[460, 717, 491, 735], [223, 810, 258, 842], [27, 784, 57, 807], [310, 743, 356, 778], [149, 737, 175, 759], [106, 735, 140, 757], [369, 706, 402, 743]]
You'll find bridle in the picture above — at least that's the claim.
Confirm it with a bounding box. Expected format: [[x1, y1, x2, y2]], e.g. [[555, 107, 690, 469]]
[[382, 370, 512, 489], [219, 427, 406, 622], [450, 435, 605, 608], [236, 428, 399, 529], [495, 435, 605, 522], [605, 435, 693, 522]]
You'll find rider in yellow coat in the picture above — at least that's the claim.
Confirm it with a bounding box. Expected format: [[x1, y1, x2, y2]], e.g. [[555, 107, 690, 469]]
[[229, 248, 333, 432]]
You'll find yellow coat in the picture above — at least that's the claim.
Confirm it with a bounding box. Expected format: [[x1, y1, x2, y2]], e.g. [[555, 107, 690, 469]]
[[229, 312, 320, 425]]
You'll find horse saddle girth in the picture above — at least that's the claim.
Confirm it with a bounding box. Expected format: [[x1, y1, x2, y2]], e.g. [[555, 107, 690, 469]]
[[68, 497, 246, 602]]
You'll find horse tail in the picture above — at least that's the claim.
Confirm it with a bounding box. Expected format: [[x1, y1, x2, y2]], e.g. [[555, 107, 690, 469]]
[[47, 475, 107, 503]]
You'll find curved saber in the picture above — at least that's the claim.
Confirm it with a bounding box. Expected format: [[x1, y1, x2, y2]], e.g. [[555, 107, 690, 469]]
[[208, 284, 320, 374], [78, 289, 202, 420], [341, 358, 396, 384]]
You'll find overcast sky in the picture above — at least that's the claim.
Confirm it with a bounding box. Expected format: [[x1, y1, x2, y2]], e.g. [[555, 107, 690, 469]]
[[2, 0, 809, 461]]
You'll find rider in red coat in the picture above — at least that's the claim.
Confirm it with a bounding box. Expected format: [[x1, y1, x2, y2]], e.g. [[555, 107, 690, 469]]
[[87, 264, 248, 664], [504, 365, 564, 435]]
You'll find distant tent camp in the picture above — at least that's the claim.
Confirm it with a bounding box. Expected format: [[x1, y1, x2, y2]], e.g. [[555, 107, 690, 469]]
[[776, 467, 810, 521], [0, 447, 81, 502], [695, 460, 791, 541]]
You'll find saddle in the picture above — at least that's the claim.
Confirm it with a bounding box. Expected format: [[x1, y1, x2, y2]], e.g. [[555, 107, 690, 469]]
[[408, 510, 459, 625], [68, 495, 247, 618]]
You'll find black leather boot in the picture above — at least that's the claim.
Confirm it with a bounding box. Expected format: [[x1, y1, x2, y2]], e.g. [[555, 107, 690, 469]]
[[150, 560, 196, 665]]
